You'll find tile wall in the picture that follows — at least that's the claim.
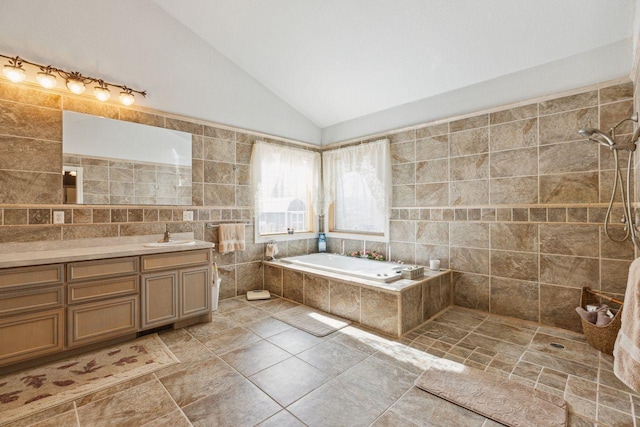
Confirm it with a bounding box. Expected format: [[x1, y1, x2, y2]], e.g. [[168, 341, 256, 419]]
[[329, 81, 636, 332], [0, 78, 637, 333], [0, 81, 318, 300]]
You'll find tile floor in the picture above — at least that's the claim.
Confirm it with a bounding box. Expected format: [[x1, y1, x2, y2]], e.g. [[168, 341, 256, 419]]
[[8, 296, 640, 427]]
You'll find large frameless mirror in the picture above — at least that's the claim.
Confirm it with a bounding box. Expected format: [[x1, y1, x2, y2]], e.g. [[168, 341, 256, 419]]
[[62, 111, 192, 205]]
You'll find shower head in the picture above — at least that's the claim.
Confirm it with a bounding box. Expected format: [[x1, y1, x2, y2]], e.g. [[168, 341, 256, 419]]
[[578, 127, 616, 147]]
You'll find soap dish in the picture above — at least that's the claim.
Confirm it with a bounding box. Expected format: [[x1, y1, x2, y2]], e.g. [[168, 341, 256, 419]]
[[401, 266, 424, 280]]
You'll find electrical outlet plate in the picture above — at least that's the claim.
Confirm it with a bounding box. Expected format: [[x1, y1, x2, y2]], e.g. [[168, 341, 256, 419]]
[[183, 211, 194, 221], [53, 211, 65, 224]]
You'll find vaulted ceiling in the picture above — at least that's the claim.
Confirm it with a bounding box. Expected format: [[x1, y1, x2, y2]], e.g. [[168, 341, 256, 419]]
[[156, 0, 637, 128]]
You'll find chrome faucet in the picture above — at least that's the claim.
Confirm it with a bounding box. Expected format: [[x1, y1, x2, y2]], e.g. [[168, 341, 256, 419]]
[[158, 225, 173, 243]]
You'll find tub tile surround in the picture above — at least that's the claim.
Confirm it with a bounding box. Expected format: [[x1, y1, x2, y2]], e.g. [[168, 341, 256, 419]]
[[329, 80, 636, 333], [6, 300, 638, 427], [264, 260, 451, 336]]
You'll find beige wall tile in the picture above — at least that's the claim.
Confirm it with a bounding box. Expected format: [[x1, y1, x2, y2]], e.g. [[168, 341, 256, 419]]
[[539, 224, 599, 257], [415, 135, 448, 161], [490, 223, 538, 252], [388, 129, 415, 144], [393, 184, 416, 207], [490, 104, 537, 125], [62, 224, 118, 240], [0, 171, 61, 204], [450, 222, 489, 249], [283, 269, 304, 303], [539, 107, 598, 145], [538, 91, 597, 115], [490, 148, 537, 178], [450, 114, 488, 132], [453, 272, 489, 311], [450, 247, 489, 275], [450, 127, 488, 156], [390, 220, 416, 243], [600, 100, 634, 135], [63, 97, 119, 119], [203, 126, 235, 141], [490, 277, 539, 322], [416, 183, 449, 207], [450, 154, 488, 181], [490, 118, 537, 152], [538, 141, 598, 174], [119, 109, 164, 127], [599, 82, 633, 104], [360, 288, 399, 335], [450, 180, 488, 206], [0, 99, 62, 141], [204, 184, 235, 205], [415, 244, 449, 269], [166, 118, 202, 135], [539, 254, 599, 288], [416, 123, 448, 138], [0, 81, 61, 108], [539, 172, 598, 204], [391, 140, 415, 164], [218, 266, 237, 299], [203, 161, 235, 184], [416, 221, 449, 245], [415, 159, 448, 183], [304, 274, 330, 312], [264, 265, 283, 296], [0, 136, 62, 173], [401, 284, 422, 333], [237, 262, 263, 294], [600, 259, 631, 295], [392, 163, 415, 185], [204, 138, 236, 163], [539, 284, 582, 332], [330, 281, 361, 323], [490, 250, 538, 281]]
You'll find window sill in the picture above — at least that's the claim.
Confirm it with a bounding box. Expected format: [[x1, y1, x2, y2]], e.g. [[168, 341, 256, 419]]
[[325, 231, 388, 243], [255, 232, 317, 243]]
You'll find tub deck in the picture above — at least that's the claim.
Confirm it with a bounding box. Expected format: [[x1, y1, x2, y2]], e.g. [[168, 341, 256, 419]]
[[263, 258, 451, 336]]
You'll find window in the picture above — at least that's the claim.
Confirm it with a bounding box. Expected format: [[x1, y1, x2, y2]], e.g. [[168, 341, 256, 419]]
[[323, 139, 392, 241], [251, 141, 321, 240]]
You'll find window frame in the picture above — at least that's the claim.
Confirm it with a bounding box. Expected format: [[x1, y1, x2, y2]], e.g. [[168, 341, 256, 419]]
[[251, 141, 320, 243]]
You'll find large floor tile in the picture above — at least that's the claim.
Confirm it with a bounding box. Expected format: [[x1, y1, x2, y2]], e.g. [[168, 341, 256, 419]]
[[371, 410, 420, 427], [223, 305, 271, 324], [389, 387, 487, 427], [288, 380, 388, 427], [199, 326, 262, 355], [76, 378, 177, 427], [244, 317, 293, 338], [529, 333, 599, 367], [159, 356, 243, 407], [297, 339, 369, 376], [221, 339, 291, 376], [182, 378, 280, 427], [141, 409, 192, 427], [256, 410, 306, 427], [474, 319, 536, 346], [249, 357, 330, 406], [336, 357, 418, 408], [266, 327, 326, 354], [184, 314, 240, 338]]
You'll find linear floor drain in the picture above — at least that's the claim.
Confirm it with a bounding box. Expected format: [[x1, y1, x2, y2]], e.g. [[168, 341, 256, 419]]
[[549, 342, 565, 349]]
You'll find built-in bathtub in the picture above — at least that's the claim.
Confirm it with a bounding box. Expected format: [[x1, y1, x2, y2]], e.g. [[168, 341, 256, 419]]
[[263, 253, 452, 336], [281, 253, 405, 283]]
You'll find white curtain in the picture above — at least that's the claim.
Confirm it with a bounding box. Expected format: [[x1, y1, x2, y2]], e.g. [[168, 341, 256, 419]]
[[251, 141, 321, 234], [322, 139, 392, 236]]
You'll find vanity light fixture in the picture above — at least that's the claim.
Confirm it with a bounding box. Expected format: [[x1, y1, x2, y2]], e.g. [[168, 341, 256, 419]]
[[0, 53, 146, 105]]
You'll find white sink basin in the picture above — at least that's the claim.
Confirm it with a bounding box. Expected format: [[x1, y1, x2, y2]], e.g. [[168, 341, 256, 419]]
[[143, 240, 196, 248]]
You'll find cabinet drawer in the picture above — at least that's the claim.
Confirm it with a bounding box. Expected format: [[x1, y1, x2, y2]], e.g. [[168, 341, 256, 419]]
[[0, 286, 64, 317], [68, 276, 139, 304], [0, 264, 64, 290], [67, 257, 139, 283], [0, 309, 64, 366], [67, 295, 139, 348], [141, 249, 210, 272]]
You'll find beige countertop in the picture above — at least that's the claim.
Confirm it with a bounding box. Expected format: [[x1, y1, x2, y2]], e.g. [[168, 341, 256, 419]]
[[0, 233, 214, 269]]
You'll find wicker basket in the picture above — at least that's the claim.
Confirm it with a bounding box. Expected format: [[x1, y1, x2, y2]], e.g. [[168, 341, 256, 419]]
[[579, 287, 623, 355]]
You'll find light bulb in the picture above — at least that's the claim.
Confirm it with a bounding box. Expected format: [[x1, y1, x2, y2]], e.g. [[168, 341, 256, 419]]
[[66, 78, 86, 95], [3, 65, 26, 83], [36, 72, 57, 89], [94, 86, 111, 102], [119, 91, 134, 106]]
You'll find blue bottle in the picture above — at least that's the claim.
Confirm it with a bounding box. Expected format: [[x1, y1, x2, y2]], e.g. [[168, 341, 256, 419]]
[[318, 233, 326, 253]]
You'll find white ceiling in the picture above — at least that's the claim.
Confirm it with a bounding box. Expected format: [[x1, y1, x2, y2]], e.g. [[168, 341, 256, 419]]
[[155, 0, 636, 129]]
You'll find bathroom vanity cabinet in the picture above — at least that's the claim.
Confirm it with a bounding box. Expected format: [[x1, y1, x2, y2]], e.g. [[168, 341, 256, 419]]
[[0, 244, 212, 371]]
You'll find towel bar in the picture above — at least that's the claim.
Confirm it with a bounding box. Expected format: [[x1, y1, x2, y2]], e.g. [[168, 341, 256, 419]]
[[206, 221, 251, 229]]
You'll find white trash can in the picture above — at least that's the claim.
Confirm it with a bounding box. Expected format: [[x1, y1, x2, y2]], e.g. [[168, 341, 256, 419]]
[[212, 263, 221, 311]]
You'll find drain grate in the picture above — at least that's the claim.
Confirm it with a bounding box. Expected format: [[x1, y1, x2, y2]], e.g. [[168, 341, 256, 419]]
[[549, 342, 565, 349]]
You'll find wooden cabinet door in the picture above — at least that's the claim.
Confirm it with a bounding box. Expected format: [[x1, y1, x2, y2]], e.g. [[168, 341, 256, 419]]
[[179, 267, 210, 318], [67, 296, 138, 348], [0, 309, 64, 366], [141, 272, 178, 328]]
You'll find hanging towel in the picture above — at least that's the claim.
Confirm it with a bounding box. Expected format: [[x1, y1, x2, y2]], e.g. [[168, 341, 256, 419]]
[[265, 242, 278, 260], [613, 257, 640, 393], [218, 223, 245, 253]]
